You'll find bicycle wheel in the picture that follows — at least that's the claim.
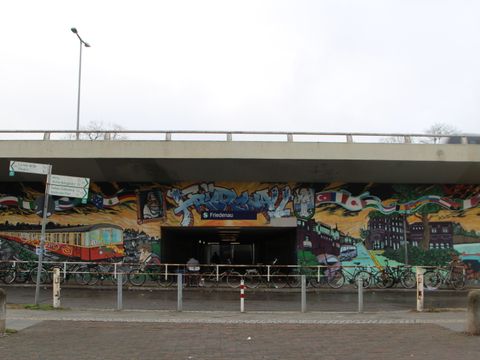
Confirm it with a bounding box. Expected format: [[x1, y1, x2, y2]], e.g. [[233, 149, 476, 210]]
[[353, 271, 372, 288], [128, 269, 146, 286], [226, 271, 241, 288], [308, 274, 322, 288], [400, 270, 416, 289], [2, 269, 16, 284], [423, 270, 440, 289], [202, 271, 218, 288], [288, 273, 302, 288], [270, 271, 288, 289], [375, 271, 394, 289], [86, 266, 101, 286], [157, 273, 174, 287], [450, 273, 465, 290], [243, 271, 260, 289], [15, 264, 31, 283], [112, 272, 128, 286], [327, 271, 345, 289], [74, 266, 93, 285], [30, 268, 49, 284]]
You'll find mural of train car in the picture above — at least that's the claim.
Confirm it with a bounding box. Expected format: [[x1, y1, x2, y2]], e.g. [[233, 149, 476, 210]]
[[0, 224, 124, 261]]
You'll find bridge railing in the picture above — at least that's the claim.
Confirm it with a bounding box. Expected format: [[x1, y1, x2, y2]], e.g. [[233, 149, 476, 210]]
[[0, 130, 479, 144]]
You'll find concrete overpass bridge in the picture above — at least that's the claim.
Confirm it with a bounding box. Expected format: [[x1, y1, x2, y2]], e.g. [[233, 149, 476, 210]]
[[0, 130, 479, 183], [0, 130, 479, 267]]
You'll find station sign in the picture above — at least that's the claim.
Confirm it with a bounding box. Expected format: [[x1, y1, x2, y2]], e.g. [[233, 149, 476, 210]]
[[201, 211, 257, 220]]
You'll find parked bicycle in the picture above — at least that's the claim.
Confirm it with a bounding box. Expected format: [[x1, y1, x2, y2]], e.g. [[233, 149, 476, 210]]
[[0, 261, 16, 284], [129, 264, 173, 287], [243, 258, 288, 289], [83, 262, 128, 286], [334, 262, 374, 289], [287, 265, 325, 288], [423, 264, 466, 290], [374, 260, 416, 289], [202, 262, 243, 288]]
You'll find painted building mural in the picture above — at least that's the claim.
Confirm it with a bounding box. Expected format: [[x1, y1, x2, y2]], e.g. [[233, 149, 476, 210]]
[[0, 181, 479, 280]]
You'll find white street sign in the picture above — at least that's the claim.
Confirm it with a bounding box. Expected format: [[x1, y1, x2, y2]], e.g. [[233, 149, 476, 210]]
[[9, 161, 50, 176], [48, 184, 89, 200], [50, 174, 90, 189]]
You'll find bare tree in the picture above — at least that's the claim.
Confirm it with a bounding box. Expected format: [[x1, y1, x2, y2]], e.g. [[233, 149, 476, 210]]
[[380, 136, 410, 144], [380, 122, 460, 144], [66, 121, 128, 140], [420, 123, 459, 144]]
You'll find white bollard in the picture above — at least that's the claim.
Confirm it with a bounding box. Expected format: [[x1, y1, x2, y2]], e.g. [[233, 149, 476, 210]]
[[416, 267, 424, 312], [467, 290, 480, 335], [240, 279, 245, 313], [357, 277, 364, 313], [53, 267, 61, 308]]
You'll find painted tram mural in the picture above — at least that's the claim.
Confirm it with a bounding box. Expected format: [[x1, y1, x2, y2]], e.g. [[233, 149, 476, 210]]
[[0, 182, 479, 282], [0, 224, 124, 261]]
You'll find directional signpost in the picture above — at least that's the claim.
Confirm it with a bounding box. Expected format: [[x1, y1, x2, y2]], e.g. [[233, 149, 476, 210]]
[[8, 161, 90, 305], [9, 161, 50, 177], [9, 161, 52, 305], [49, 174, 90, 204]]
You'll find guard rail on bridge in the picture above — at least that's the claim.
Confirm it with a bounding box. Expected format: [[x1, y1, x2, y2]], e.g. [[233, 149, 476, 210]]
[[0, 130, 479, 144]]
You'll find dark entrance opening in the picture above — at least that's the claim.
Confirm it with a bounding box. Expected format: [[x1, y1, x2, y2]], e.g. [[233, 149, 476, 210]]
[[161, 227, 297, 265]]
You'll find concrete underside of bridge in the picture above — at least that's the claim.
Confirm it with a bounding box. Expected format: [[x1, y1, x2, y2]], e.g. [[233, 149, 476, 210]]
[[0, 140, 479, 183]]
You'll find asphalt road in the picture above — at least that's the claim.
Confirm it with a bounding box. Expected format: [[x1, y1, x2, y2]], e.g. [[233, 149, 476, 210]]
[[1, 285, 470, 312]]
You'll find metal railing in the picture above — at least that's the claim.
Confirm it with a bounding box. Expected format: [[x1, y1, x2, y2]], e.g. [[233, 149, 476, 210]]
[[0, 260, 473, 290], [0, 129, 479, 144]]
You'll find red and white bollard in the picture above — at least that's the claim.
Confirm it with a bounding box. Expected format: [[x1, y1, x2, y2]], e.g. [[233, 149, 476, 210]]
[[240, 279, 245, 313]]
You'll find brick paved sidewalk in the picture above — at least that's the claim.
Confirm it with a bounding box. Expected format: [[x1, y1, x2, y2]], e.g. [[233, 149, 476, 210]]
[[1, 320, 480, 360]]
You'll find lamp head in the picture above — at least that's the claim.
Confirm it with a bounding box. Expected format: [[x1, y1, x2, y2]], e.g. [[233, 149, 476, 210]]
[[71, 27, 78, 34], [84, 42, 91, 48]]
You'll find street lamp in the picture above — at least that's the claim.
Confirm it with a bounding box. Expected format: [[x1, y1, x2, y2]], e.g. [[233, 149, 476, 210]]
[[71, 27, 90, 140]]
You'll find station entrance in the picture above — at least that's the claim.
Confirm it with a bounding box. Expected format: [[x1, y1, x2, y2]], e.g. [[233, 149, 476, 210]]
[[160, 226, 297, 265]]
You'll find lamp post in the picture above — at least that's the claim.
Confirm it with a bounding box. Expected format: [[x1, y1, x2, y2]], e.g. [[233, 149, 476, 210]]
[[71, 27, 90, 140]]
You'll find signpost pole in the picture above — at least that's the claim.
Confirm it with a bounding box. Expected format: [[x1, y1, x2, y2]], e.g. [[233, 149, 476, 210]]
[[34, 165, 52, 306], [403, 212, 409, 266], [9, 161, 89, 306]]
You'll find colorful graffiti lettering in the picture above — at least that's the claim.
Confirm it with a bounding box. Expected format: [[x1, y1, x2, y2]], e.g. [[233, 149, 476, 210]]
[[166, 183, 292, 226]]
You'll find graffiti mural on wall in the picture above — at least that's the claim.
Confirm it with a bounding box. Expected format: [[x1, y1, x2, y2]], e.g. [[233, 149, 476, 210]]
[[166, 183, 293, 226], [0, 181, 479, 279], [293, 187, 315, 220], [296, 184, 480, 280], [136, 189, 165, 224], [0, 182, 157, 263]]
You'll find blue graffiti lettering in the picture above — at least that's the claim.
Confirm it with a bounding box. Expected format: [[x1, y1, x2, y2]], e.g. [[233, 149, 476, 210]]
[[166, 183, 292, 226]]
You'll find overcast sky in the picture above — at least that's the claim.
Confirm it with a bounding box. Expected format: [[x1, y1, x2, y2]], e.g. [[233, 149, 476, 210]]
[[1, 0, 479, 135]]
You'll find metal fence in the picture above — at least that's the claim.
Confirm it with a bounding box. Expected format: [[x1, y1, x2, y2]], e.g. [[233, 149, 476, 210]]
[[0, 260, 472, 291]]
